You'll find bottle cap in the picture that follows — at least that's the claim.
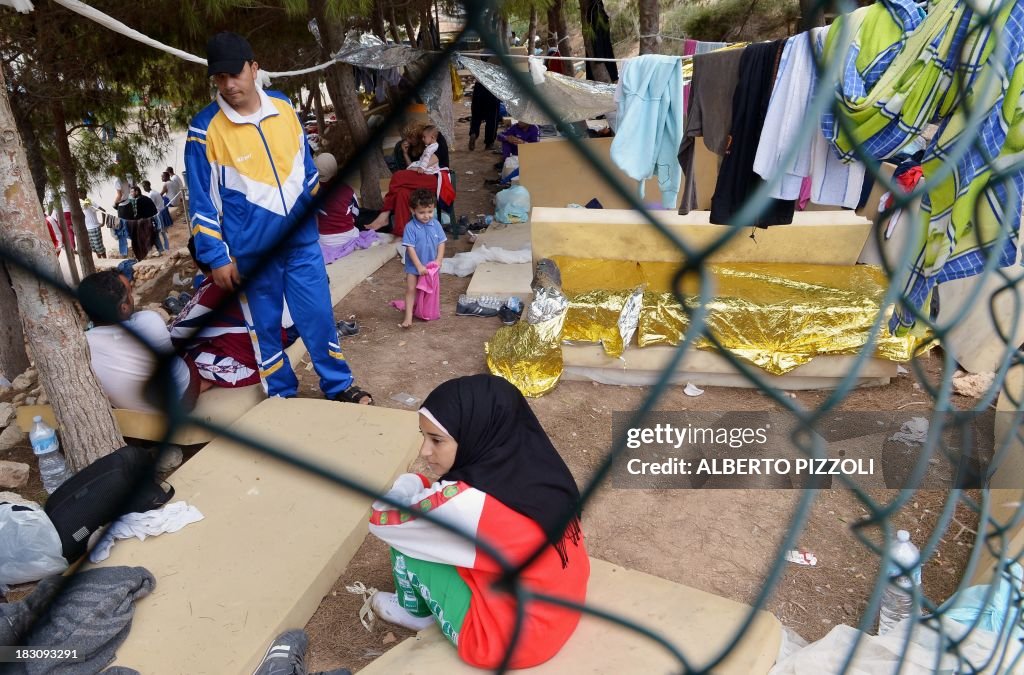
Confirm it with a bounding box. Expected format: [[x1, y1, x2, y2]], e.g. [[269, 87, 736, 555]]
[[896, 530, 910, 542], [33, 415, 42, 423]]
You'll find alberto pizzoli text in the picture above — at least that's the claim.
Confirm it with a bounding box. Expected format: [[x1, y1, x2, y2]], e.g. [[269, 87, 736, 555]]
[[626, 457, 875, 477]]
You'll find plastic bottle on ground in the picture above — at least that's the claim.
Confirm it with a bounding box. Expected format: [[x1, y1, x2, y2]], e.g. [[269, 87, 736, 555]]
[[877, 529, 922, 635], [29, 416, 72, 495]]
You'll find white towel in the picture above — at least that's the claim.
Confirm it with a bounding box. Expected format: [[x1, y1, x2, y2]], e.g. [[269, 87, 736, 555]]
[[90, 501, 205, 563]]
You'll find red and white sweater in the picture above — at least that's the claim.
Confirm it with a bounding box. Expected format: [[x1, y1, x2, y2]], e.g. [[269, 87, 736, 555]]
[[369, 473, 589, 669]]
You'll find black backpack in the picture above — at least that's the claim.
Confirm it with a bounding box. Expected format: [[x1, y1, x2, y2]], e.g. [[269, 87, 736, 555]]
[[44, 445, 174, 563]]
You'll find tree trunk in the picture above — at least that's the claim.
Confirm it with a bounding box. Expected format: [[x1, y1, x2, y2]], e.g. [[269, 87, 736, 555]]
[[336, 63, 388, 209], [638, 0, 659, 55], [387, 7, 402, 44], [419, 9, 435, 49], [527, 7, 538, 54], [580, 0, 612, 82], [309, 0, 388, 209], [0, 68, 124, 470], [313, 83, 325, 138], [371, 2, 388, 41], [50, 97, 95, 277], [3, 62, 46, 204], [57, 217, 80, 285], [798, 0, 826, 31], [404, 10, 417, 45], [0, 262, 29, 381], [548, 0, 572, 56]]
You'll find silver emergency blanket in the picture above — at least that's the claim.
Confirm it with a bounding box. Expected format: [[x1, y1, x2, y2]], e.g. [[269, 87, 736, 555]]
[[333, 32, 455, 151], [333, 32, 424, 70], [459, 56, 617, 124]]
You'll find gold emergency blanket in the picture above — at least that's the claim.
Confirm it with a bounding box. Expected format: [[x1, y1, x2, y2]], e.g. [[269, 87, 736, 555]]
[[487, 258, 925, 395], [635, 262, 921, 374], [485, 314, 566, 398]]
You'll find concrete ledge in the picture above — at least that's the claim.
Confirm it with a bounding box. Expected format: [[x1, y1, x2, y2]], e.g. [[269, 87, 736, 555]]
[[471, 222, 531, 253], [466, 262, 533, 302], [561, 344, 895, 390], [104, 398, 421, 675], [531, 208, 872, 265], [360, 558, 781, 674]]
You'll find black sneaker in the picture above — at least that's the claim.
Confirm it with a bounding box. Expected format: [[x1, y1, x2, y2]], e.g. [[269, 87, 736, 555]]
[[456, 295, 498, 318], [336, 319, 359, 337], [498, 305, 521, 326], [253, 629, 308, 675], [162, 296, 183, 315]]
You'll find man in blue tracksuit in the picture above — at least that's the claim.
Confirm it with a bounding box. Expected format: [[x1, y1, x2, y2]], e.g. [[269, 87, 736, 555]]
[[186, 32, 372, 404]]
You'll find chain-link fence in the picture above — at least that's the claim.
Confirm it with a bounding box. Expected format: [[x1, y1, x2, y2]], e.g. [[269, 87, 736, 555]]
[[2, 0, 1024, 672]]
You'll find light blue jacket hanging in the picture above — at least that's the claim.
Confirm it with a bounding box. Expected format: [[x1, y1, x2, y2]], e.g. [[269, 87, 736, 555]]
[[609, 55, 685, 210]]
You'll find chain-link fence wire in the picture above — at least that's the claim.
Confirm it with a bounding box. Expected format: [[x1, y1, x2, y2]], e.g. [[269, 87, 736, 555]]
[[2, 0, 1024, 671]]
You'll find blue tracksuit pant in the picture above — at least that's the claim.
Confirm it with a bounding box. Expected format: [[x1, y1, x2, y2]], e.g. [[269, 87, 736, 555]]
[[237, 242, 352, 398]]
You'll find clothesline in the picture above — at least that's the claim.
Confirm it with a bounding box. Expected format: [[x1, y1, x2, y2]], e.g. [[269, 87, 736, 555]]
[[48, 0, 698, 77], [459, 51, 698, 64]]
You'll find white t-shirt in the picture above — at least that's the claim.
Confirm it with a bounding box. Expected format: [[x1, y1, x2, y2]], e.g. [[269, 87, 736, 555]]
[[147, 189, 165, 212], [113, 176, 128, 207], [81, 201, 101, 231], [165, 174, 184, 206], [86, 310, 191, 413]]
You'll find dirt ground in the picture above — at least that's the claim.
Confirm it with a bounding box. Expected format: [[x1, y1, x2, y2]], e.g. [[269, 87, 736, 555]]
[[0, 113, 989, 672]]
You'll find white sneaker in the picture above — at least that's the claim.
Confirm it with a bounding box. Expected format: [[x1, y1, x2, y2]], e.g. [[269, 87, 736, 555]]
[[370, 591, 435, 631]]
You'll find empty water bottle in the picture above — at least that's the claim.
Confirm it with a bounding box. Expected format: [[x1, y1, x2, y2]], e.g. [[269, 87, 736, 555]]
[[29, 416, 71, 494], [878, 530, 922, 634]]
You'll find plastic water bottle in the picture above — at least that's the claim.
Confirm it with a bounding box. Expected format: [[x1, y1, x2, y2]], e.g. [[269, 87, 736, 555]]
[[878, 530, 922, 634], [29, 416, 71, 494]]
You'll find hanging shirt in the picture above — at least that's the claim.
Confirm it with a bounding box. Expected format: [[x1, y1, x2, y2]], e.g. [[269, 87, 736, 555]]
[[677, 47, 744, 214], [752, 31, 822, 200], [710, 40, 795, 227], [610, 54, 685, 210]]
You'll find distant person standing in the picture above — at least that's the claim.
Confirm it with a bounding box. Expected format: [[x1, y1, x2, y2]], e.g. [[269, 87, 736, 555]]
[[469, 74, 500, 152], [109, 165, 131, 257], [78, 188, 106, 258], [117, 186, 161, 259], [143, 180, 172, 252], [162, 166, 184, 208], [185, 31, 373, 404]]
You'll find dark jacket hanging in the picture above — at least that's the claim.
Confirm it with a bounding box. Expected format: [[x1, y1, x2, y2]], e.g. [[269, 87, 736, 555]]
[[710, 39, 796, 227]]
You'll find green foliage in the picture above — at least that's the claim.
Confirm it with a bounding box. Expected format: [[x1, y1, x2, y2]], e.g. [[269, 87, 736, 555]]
[[663, 0, 799, 42]]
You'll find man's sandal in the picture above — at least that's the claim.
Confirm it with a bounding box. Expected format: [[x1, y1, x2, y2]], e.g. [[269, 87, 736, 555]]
[[334, 385, 374, 405]]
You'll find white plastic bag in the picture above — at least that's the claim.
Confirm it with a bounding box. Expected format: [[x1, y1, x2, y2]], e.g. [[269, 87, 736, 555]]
[[495, 185, 531, 224], [0, 502, 68, 585]]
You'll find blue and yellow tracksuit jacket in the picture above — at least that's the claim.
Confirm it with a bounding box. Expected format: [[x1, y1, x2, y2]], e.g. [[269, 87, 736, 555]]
[[184, 89, 353, 398], [185, 88, 320, 270]]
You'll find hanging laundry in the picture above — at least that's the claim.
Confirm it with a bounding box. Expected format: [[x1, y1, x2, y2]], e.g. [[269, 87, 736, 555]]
[[710, 39, 795, 227], [677, 47, 744, 214], [610, 55, 685, 210], [752, 29, 825, 200], [823, 0, 1024, 335], [809, 130, 866, 209]]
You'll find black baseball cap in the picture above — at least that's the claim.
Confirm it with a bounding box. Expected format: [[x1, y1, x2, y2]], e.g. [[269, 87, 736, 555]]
[[206, 32, 255, 76]]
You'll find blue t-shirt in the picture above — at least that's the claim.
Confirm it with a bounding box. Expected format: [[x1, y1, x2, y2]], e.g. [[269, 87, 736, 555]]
[[402, 217, 446, 275]]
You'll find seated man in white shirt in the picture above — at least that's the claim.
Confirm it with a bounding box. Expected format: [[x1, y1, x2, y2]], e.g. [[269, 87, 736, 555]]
[[79, 269, 206, 413]]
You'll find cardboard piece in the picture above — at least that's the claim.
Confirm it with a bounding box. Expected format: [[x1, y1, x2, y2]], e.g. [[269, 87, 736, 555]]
[[531, 208, 872, 265], [971, 364, 1024, 585], [105, 398, 421, 675], [360, 558, 781, 675]]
